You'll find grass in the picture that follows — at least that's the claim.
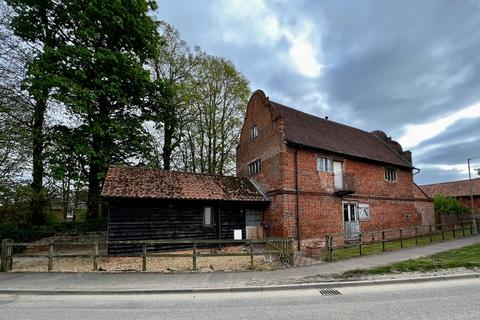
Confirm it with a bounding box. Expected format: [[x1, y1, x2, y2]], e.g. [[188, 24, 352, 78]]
[[329, 226, 473, 262], [342, 242, 480, 277]]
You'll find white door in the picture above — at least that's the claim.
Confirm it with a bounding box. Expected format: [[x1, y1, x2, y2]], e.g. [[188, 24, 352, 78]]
[[343, 203, 359, 239], [333, 161, 343, 190]]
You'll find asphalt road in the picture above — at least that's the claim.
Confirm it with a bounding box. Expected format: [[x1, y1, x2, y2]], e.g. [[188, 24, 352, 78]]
[[0, 279, 479, 320]]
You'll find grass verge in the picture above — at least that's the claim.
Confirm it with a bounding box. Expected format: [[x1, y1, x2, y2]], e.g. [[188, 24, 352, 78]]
[[330, 228, 472, 261], [342, 242, 480, 277]]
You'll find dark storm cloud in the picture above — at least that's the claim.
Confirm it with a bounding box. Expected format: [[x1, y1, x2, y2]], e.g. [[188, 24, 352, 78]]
[[156, 0, 480, 184]]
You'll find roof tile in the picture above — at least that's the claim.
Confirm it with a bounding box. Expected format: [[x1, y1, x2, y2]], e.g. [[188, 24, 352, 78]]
[[101, 166, 269, 202], [270, 101, 413, 168], [420, 178, 480, 198]]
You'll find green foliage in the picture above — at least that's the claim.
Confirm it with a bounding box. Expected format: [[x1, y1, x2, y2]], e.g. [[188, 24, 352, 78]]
[[433, 194, 468, 215], [5, 185, 50, 226], [6, 0, 165, 219], [0, 218, 107, 244]]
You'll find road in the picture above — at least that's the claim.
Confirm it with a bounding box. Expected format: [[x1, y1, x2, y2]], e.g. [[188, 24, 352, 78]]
[[0, 279, 479, 319]]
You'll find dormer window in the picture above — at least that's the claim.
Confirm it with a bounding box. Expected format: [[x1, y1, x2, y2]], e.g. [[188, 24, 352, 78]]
[[385, 168, 397, 181], [250, 125, 258, 139], [248, 159, 261, 176]]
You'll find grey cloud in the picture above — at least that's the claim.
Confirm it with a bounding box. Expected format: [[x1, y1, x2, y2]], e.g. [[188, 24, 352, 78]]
[[156, 0, 480, 183]]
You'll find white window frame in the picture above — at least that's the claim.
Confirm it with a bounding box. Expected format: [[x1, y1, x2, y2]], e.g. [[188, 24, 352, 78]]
[[248, 159, 261, 176], [384, 168, 397, 182], [317, 157, 333, 172], [250, 125, 258, 139], [203, 206, 213, 227]]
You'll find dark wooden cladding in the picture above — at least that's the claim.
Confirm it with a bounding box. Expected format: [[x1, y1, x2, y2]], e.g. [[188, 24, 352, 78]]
[[107, 198, 268, 255]]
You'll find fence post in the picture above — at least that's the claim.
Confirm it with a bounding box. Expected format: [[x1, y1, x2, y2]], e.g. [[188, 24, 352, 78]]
[[48, 243, 54, 272], [399, 229, 403, 248], [381, 231, 385, 252], [329, 236, 334, 262], [452, 224, 456, 238], [462, 223, 465, 236], [1, 239, 8, 272], [192, 240, 197, 271], [288, 239, 295, 266], [142, 241, 147, 272], [93, 241, 98, 271], [7, 239, 12, 271], [414, 227, 418, 246], [429, 225, 433, 242], [249, 239, 254, 270], [358, 233, 362, 256]]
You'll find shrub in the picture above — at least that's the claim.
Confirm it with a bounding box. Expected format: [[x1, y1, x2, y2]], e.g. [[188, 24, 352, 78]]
[[433, 194, 468, 215]]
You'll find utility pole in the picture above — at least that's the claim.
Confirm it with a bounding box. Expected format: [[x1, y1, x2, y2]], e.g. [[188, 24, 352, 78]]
[[467, 156, 478, 235]]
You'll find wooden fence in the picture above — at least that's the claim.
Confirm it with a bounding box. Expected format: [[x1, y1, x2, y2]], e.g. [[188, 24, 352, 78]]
[[324, 222, 479, 262], [0, 238, 294, 272]]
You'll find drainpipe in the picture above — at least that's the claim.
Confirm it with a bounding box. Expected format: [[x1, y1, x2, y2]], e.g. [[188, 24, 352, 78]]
[[294, 147, 301, 250]]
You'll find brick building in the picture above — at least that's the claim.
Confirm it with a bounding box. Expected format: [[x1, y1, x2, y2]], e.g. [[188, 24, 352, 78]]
[[419, 178, 480, 224], [237, 90, 434, 249]]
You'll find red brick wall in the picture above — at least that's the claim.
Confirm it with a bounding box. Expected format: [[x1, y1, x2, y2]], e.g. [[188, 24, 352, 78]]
[[236, 91, 286, 193], [237, 91, 434, 249]]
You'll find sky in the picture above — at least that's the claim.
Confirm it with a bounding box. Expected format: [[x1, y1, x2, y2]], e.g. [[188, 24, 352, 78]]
[[155, 0, 480, 185]]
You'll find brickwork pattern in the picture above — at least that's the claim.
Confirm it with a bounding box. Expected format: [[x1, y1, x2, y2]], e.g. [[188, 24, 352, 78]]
[[237, 90, 434, 249]]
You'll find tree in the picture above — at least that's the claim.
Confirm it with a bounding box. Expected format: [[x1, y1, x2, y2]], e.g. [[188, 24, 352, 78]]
[[0, 1, 36, 214], [433, 194, 468, 215], [5, 0, 61, 224], [149, 22, 201, 170], [178, 54, 250, 175], [6, 0, 163, 219]]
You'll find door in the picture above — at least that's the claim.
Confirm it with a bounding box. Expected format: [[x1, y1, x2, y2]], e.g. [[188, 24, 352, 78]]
[[245, 209, 264, 239], [343, 203, 359, 239], [333, 161, 343, 191]]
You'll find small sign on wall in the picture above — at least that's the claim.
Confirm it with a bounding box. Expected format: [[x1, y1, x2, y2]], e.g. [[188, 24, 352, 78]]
[[358, 204, 370, 220], [234, 229, 243, 240]]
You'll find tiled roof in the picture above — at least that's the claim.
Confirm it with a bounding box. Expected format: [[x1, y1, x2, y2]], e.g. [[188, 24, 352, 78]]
[[420, 178, 480, 198], [413, 183, 431, 199], [101, 166, 270, 202], [270, 101, 414, 169]]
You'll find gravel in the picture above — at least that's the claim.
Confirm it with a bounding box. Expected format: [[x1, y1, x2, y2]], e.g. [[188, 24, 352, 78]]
[[11, 233, 284, 273]]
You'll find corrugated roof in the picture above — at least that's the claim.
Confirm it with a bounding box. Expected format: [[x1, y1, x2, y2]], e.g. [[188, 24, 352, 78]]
[[420, 178, 480, 198], [270, 101, 414, 169], [101, 166, 270, 202]]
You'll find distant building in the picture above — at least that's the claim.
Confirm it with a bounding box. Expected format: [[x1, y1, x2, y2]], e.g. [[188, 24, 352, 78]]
[[420, 178, 480, 224]]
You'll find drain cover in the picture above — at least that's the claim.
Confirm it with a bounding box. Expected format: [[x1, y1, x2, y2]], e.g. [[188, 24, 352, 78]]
[[319, 288, 341, 296]]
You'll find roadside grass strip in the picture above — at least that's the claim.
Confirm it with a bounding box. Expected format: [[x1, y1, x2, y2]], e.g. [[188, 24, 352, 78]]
[[331, 230, 468, 261], [342, 243, 480, 277]]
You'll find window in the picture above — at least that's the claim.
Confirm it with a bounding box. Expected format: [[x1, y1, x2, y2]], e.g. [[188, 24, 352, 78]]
[[317, 157, 333, 172], [250, 125, 258, 139], [245, 209, 261, 226], [245, 209, 262, 227], [203, 207, 213, 226], [358, 204, 370, 220], [248, 159, 261, 175], [384, 168, 397, 181]]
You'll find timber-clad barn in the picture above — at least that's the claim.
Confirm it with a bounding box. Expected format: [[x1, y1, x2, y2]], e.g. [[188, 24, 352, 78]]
[[102, 166, 270, 255]]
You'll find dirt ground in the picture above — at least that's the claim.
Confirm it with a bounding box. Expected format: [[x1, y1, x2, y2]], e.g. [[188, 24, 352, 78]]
[[10, 233, 285, 273]]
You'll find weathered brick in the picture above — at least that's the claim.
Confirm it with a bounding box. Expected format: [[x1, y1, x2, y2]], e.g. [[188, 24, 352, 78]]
[[237, 90, 434, 249]]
